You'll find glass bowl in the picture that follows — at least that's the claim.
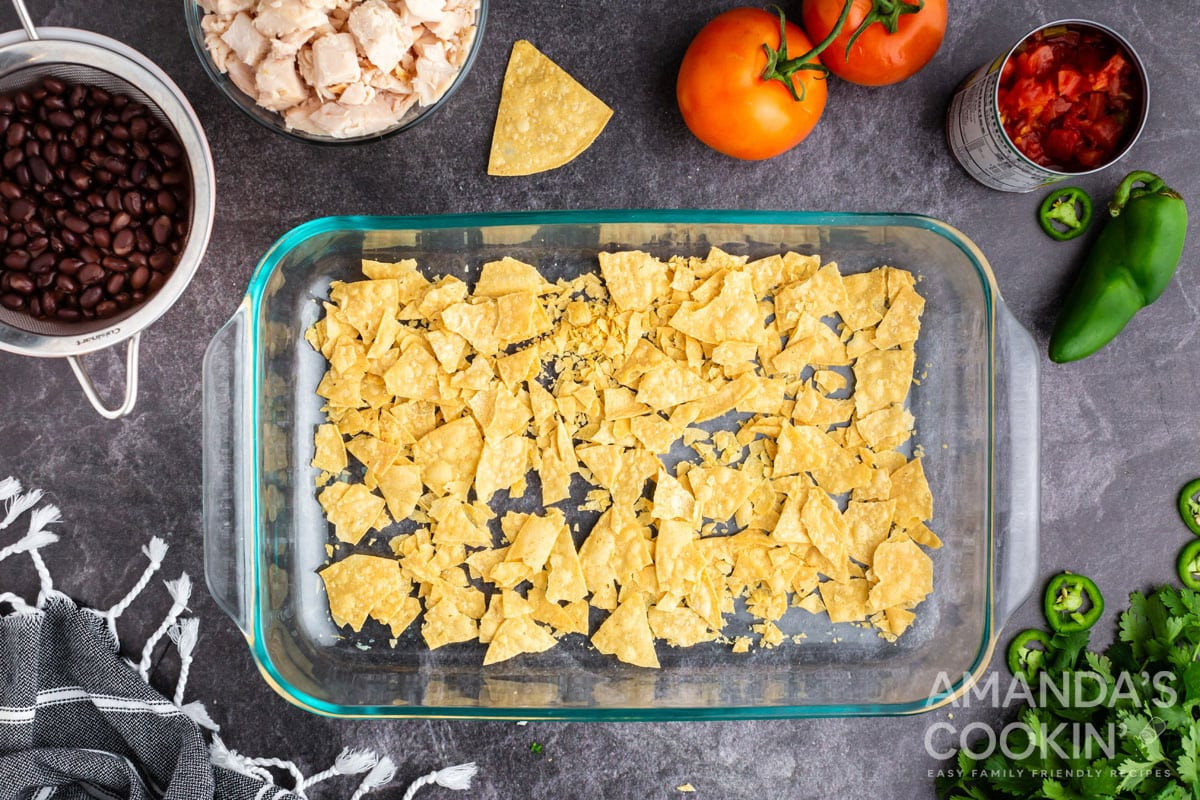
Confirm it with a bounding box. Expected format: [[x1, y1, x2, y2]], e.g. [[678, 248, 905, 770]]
[[182, 0, 487, 145]]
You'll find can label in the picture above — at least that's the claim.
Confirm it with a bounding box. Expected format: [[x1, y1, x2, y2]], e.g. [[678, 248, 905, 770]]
[[946, 59, 1062, 193]]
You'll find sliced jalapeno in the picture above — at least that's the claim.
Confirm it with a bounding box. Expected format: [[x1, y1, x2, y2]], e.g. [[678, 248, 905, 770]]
[[1179, 478, 1200, 536], [1043, 572, 1104, 633], [1039, 186, 1094, 241], [1007, 628, 1052, 681], [1178, 541, 1200, 590]]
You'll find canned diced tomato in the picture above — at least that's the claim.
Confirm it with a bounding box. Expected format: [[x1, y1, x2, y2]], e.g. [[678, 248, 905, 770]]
[[997, 28, 1138, 172]]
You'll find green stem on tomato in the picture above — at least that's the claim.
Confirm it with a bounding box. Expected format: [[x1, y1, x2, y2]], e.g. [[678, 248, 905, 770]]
[[845, 0, 925, 57], [760, 2, 852, 102]]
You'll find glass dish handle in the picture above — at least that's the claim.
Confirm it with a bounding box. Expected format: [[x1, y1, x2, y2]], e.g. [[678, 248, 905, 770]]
[[202, 303, 252, 636], [992, 302, 1041, 632]]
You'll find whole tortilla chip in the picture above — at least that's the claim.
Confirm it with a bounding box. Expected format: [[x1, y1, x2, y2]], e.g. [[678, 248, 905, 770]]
[[488, 40, 613, 176]]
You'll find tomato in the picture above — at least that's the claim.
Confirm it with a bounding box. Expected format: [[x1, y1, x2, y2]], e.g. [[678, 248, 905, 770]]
[[800, 0, 946, 86], [676, 7, 827, 160]]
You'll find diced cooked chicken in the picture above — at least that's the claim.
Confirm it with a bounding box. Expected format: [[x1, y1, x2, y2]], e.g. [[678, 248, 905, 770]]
[[270, 28, 316, 58], [226, 58, 259, 99], [310, 32, 361, 90], [412, 40, 456, 105], [338, 81, 376, 105], [347, 0, 411, 73], [199, 0, 254, 14], [399, 0, 444, 24], [198, 0, 475, 137], [203, 31, 235, 72], [424, 6, 468, 40], [256, 56, 309, 110], [253, 0, 329, 38], [221, 12, 270, 67]]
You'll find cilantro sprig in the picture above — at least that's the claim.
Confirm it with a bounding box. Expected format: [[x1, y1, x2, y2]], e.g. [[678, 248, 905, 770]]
[[937, 584, 1200, 800]]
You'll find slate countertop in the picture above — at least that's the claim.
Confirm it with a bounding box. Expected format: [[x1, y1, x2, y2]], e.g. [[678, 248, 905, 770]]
[[2, 0, 1198, 797]]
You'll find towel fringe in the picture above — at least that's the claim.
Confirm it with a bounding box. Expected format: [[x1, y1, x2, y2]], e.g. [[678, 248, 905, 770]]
[[168, 617, 200, 706], [105, 535, 169, 643], [138, 573, 191, 680]]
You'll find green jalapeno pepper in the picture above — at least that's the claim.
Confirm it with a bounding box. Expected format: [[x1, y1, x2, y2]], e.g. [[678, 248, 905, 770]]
[[1178, 541, 1200, 590], [1043, 572, 1104, 633], [1180, 478, 1200, 536], [1007, 628, 1052, 681], [1048, 170, 1188, 363], [1039, 186, 1093, 241]]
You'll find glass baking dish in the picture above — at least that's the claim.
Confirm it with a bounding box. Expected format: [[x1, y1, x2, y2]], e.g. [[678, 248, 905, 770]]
[[202, 210, 1040, 720]]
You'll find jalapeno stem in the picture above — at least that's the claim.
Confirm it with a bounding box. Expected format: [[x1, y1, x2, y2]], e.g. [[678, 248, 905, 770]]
[[1109, 170, 1179, 216], [761, 2, 852, 101]]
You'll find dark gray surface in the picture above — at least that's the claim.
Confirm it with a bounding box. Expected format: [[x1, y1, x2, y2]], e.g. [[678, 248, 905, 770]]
[[1, 0, 1197, 797]]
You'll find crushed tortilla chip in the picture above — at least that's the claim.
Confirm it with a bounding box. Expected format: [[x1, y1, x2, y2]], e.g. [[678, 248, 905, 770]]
[[308, 249, 938, 666]]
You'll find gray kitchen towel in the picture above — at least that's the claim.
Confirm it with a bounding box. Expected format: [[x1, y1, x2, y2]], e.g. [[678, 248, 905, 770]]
[[0, 477, 477, 800]]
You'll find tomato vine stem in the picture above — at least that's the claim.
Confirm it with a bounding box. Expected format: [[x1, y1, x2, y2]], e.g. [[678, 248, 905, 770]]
[[845, 0, 925, 56], [760, 2, 851, 101]]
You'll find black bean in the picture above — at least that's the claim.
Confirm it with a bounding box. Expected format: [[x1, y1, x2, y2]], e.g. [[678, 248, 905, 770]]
[[78, 263, 104, 285], [0, 293, 23, 310], [42, 77, 66, 95], [0, 97, 13, 115], [95, 299, 118, 317], [5, 121, 25, 148], [34, 272, 53, 289], [39, 290, 57, 316], [33, 123, 51, 142], [8, 199, 34, 222], [58, 258, 82, 276], [48, 110, 73, 129], [123, 190, 142, 216], [79, 285, 102, 308], [78, 246, 100, 264], [7, 273, 33, 294], [3, 251, 28, 271], [28, 156, 51, 186], [62, 215, 88, 235], [55, 274, 78, 293], [101, 256, 128, 273], [112, 228, 135, 256], [92, 228, 111, 249], [27, 237, 48, 255], [2, 149, 23, 170], [104, 273, 125, 295], [0, 181, 19, 199], [151, 215, 172, 245], [148, 249, 173, 271], [129, 265, 150, 290], [110, 211, 131, 232], [13, 165, 30, 187], [136, 228, 152, 254]]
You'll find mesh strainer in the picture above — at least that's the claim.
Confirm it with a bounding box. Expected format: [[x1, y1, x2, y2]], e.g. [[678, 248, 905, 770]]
[[0, 0, 215, 418]]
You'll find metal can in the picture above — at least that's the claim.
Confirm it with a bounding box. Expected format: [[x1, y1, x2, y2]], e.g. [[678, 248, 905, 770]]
[[946, 19, 1149, 193]]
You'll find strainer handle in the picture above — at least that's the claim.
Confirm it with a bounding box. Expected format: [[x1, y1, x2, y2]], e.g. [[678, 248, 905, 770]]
[[9, 0, 38, 40], [66, 333, 140, 420]]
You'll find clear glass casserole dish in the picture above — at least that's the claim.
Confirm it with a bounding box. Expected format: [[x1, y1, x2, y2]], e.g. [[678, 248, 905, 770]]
[[202, 210, 1040, 720]]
